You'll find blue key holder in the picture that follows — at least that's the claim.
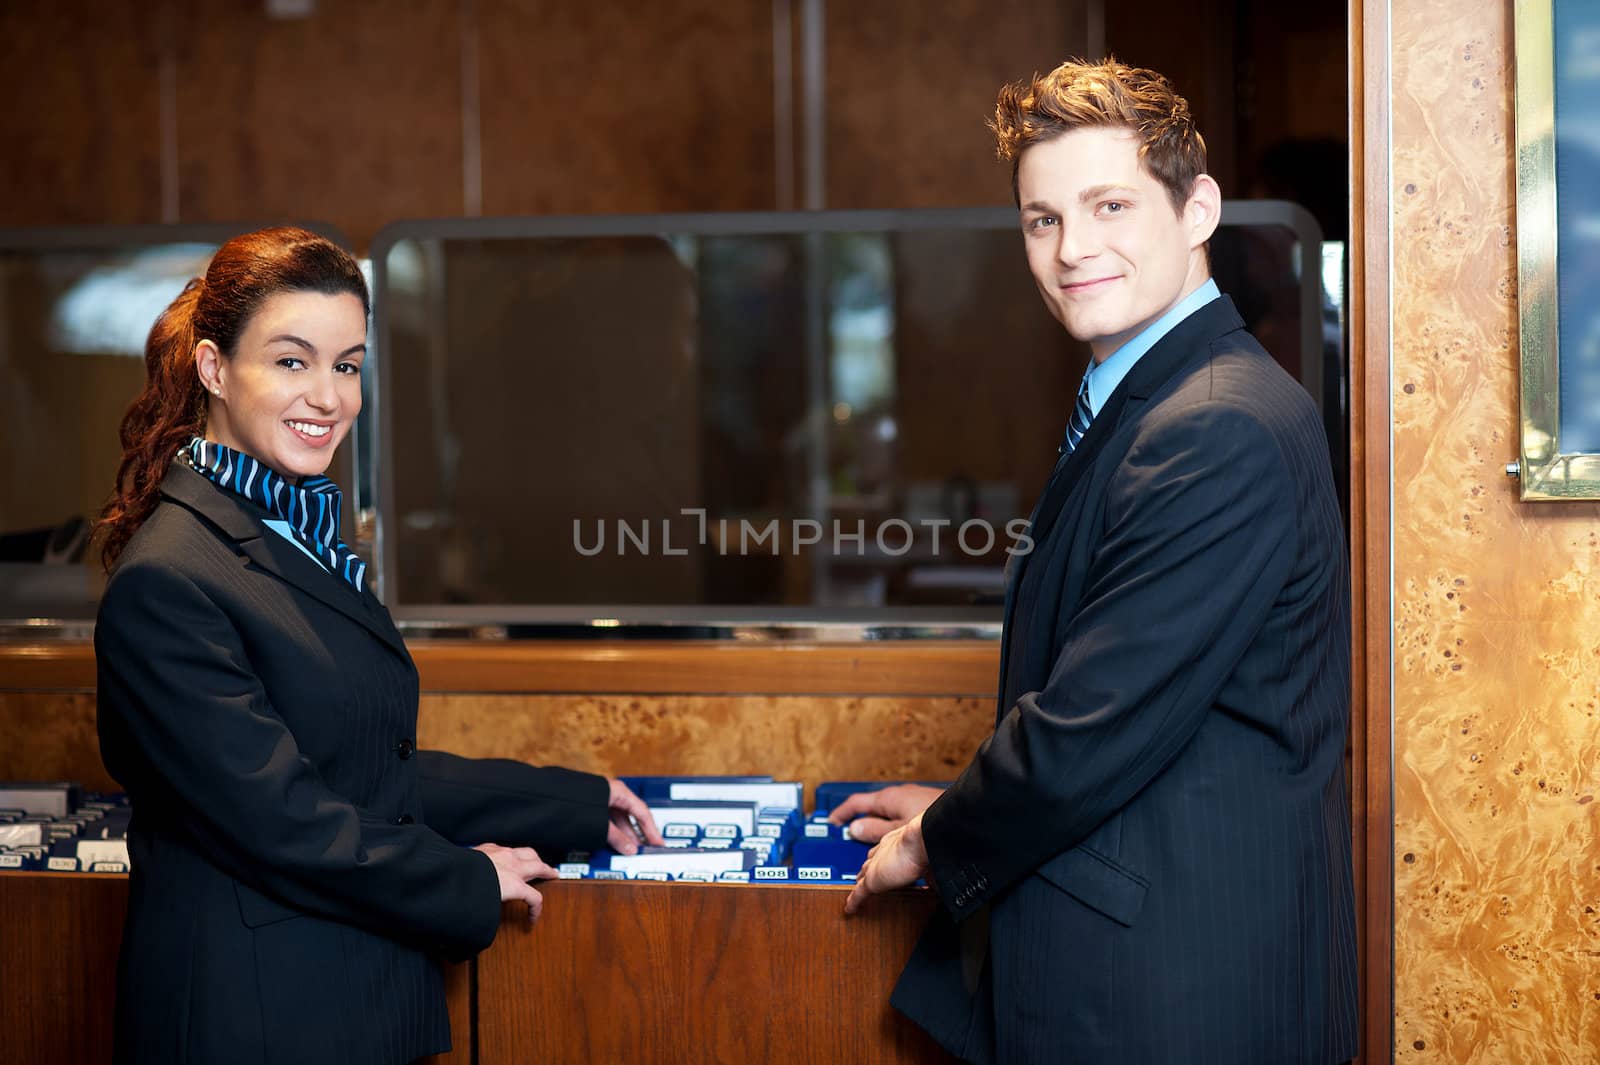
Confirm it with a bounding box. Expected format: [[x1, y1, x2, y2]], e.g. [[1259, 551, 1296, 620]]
[[10, 780, 939, 887]]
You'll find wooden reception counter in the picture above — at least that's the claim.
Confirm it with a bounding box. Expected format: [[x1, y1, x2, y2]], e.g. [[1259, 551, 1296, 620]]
[[0, 637, 989, 1063], [0, 871, 952, 1065], [481, 880, 951, 1064]]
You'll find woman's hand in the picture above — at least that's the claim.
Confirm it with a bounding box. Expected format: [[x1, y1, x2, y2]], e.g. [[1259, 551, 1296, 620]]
[[604, 778, 665, 854], [473, 843, 559, 922]]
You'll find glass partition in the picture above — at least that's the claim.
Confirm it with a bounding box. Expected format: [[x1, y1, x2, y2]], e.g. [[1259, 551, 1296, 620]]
[[368, 204, 1331, 621], [0, 211, 1331, 628]]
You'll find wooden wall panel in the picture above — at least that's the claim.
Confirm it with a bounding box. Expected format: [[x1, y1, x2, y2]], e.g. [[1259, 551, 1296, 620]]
[[1390, 0, 1600, 1060], [823, 0, 1087, 209], [0, 641, 998, 801], [1351, 0, 1394, 1060], [0, 692, 113, 791], [476, 0, 776, 215], [174, 0, 464, 250], [1105, 0, 1240, 195], [0, 687, 989, 816], [0, 3, 163, 225], [418, 693, 991, 797], [0, 2, 1344, 245]]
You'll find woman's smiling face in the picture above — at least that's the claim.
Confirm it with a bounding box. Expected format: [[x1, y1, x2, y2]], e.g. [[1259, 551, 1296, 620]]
[[197, 290, 367, 479]]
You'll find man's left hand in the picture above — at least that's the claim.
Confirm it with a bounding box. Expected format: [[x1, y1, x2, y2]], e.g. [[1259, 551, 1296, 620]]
[[844, 812, 930, 915]]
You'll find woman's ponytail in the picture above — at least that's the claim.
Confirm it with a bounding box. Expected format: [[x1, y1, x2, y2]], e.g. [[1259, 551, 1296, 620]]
[[95, 279, 207, 569]]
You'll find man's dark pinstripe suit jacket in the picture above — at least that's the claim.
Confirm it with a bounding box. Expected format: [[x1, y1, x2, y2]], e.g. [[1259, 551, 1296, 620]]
[[95, 463, 611, 1065], [894, 296, 1360, 1064]]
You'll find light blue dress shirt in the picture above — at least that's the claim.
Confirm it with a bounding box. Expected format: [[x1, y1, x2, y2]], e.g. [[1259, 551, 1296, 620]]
[[263, 519, 329, 571], [1083, 278, 1221, 417]]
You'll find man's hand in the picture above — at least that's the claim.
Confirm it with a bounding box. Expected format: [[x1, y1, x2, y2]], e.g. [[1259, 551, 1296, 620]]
[[605, 777, 665, 854], [826, 783, 944, 844], [844, 812, 931, 916], [473, 843, 559, 922]]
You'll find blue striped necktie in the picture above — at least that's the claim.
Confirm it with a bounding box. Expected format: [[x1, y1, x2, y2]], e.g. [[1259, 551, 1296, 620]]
[[180, 437, 370, 592], [1058, 369, 1095, 456]]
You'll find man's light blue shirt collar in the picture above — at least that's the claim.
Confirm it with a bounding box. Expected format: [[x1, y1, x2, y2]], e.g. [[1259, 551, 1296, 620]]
[[1084, 279, 1221, 416]]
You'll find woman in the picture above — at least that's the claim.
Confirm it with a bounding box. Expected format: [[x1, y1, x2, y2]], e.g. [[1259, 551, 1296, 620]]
[[94, 226, 661, 1065]]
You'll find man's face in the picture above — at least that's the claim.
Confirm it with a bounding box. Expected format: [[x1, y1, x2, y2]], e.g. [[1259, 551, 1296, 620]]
[[1017, 126, 1215, 362]]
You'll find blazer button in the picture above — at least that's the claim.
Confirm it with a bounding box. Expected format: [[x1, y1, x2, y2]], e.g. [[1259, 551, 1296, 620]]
[[394, 738, 414, 760], [393, 813, 414, 825]]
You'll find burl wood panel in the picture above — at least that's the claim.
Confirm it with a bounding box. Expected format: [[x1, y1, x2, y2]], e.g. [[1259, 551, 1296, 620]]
[[476, 0, 776, 215], [0, 692, 115, 792], [0, 3, 163, 225], [0, 872, 470, 1065], [1390, 1, 1600, 1060], [419, 693, 992, 798], [478, 881, 954, 1065], [0, 687, 992, 805], [824, 0, 1086, 209], [174, 0, 465, 251], [0, 642, 999, 803]]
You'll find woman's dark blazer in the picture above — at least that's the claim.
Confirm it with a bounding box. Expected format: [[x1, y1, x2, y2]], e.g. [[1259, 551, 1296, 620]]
[[95, 463, 610, 1065]]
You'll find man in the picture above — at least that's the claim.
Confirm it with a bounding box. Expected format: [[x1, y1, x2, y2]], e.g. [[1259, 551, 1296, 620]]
[[835, 59, 1358, 1064]]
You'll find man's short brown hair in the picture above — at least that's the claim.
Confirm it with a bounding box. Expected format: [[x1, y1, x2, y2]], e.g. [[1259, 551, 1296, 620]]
[[992, 58, 1207, 214]]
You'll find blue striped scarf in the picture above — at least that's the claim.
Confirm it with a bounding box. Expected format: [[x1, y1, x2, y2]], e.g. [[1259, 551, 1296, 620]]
[[181, 437, 369, 592]]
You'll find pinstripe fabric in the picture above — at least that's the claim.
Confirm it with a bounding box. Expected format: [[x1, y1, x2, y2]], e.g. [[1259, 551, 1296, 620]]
[[97, 465, 500, 1065], [895, 297, 1359, 1064], [182, 436, 369, 591], [97, 462, 611, 1065]]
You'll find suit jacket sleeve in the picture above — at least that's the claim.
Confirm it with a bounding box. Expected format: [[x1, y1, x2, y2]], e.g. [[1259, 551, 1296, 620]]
[[417, 749, 610, 856], [920, 399, 1299, 917], [95, 558, 502, 961]]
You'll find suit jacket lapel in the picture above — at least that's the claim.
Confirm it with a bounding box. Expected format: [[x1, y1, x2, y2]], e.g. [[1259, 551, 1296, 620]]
[[160, 464, 409, 660], [994, 296, 1246, 708], [1026, 296, 1246, 548]]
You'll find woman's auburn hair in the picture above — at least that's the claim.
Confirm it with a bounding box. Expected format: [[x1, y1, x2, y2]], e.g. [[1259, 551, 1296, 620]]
[[96, 226, 368, 570]]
